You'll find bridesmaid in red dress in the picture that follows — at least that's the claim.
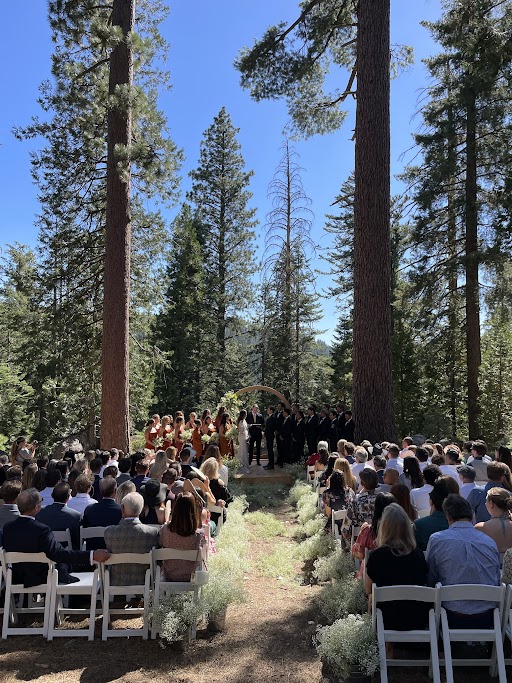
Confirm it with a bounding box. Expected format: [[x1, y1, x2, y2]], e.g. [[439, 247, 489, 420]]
[[186, 412, 197, 430], [144, 418, 159, 451], [172, 415, 185, 455], [191, 419, 203, 464], [160, 415, 173, 450], [219, 413, 234, 458], [214, 406, 226, 431]]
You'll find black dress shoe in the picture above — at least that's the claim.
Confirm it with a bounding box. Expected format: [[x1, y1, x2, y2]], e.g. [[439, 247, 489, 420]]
[[263, 465, 274, 470]]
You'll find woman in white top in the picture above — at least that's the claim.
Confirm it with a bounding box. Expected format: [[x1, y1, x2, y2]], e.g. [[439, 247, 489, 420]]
[[237, 409, 250, 472]]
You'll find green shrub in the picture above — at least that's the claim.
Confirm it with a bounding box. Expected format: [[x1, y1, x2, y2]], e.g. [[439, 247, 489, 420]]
[[153, 593, 202, 643], [296, 491, 318, 525], [317, 578, 367, 622], [246, 510, 286, 537], [289, 481, 312, 505], [257, 543, 296, 581], [296, 530, 335, 562], [284, 462, 307, 481], [313, 549, 356, 583], [315, 614, 379, 678]]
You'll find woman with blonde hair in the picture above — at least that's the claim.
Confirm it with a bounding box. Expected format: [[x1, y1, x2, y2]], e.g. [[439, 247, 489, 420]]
[[365, 503, 428, 637], [11, 436, 38, 466], [160, 415, 173, 450], [21, 462, 38, 490], [165, 446, 177, 462], [334, 457, 357, 492], [116, 480, 135, 505], [200, 456, 233, 526], [149, 450, 169, 480], [475, 487, 512, 559], [204, 444, 228, 484]]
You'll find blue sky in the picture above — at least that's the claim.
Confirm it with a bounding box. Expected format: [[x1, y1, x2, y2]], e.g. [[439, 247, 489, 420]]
[[0, 0, 442, 343]]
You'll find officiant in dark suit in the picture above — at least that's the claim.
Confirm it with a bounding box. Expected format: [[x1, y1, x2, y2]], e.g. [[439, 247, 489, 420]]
[[247, 404, 265, 465]]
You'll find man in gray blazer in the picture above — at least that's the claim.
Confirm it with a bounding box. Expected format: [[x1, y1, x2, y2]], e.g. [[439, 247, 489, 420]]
[[0, 479, 21, 529], [104, 492, 159, 586]]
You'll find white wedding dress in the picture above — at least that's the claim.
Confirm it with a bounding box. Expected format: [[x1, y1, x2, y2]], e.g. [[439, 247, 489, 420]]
[[238, 419, 249, 470]]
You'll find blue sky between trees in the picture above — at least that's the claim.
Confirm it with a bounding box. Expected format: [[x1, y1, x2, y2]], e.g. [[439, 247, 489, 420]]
[[0, 0, 442, 343]]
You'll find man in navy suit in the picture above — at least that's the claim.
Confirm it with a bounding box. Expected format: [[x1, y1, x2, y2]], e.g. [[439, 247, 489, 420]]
[[36, 482, 82, 549], [2, 488, 109, 587], [82, 477, 122, 549], [246, 404, 265, 466]]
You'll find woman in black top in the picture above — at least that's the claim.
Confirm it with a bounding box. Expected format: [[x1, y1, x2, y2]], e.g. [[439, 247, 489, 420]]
[[365, 503, 428, 633]]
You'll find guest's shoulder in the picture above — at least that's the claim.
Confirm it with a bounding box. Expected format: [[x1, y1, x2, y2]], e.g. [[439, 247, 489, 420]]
[[64, 506, 82, 520]]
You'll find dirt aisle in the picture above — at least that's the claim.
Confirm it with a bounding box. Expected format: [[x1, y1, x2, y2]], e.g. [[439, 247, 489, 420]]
[[0, 504, 322, 683]]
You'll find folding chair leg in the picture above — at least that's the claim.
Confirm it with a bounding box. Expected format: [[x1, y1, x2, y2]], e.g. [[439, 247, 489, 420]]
[[441, 611, 454, 683], [102, 577, 110, 641], [151, 584, 159, 639], [2, 577, 12, 639], [493, 611, 507, 683], [47, 584, 57, 641], [429, 612, 441, 683], [88, 592, 96, 641], [376, 611, 388, 683]]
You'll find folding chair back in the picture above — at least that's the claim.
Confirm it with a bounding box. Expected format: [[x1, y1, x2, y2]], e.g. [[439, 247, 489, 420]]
[[331, 509, 347, 539], [101, 552, 152, 640], [53, 529, 72, 548], [436, 582, 506, 683], [48, 564, 101, 641], [208, 504, 224, 533], [2, 551, 54, 638], [307, 466, 316, 484], [80, 526, 107, 550]]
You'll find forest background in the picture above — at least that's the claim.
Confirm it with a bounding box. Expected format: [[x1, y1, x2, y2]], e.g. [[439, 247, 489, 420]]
[[1, 0, 511, 452]]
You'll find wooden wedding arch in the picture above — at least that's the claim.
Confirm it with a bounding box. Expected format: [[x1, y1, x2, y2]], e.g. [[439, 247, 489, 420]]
[[236, 385, 291, 408]]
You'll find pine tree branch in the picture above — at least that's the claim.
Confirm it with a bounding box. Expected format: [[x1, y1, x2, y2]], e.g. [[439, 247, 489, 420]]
[[75, 57, 110, 80]]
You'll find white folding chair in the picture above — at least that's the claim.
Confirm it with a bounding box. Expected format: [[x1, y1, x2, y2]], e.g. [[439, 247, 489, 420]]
[[502, 583, 512, 665], [101, 552, 152, 640], [331, 509, 347, 539], [317, 486, 326, 510], [436, 583, 507, 683], [53, 529, 72, 548], [151, 547, 207, 640], [208, 504, 224, 534], [80, 526, 107, 550], [47, 564, 101, 640], [2, 551, 54, 638], [307, 465, 316, 484], [372, 584, 440, 683], [416, 509, 430, 519]]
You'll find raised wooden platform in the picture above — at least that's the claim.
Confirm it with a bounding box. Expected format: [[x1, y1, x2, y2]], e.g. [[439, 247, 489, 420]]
[[233, 461, 294, 486]]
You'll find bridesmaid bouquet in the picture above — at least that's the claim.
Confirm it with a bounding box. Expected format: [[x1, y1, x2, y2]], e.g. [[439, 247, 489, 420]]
[[181, 429, 193, 443], [201, 434, 211, 445], [225, 425, 238, 442], [209, 433, 220, 445]]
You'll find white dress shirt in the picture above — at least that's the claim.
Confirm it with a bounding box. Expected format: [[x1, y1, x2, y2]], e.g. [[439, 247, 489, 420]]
[[410, 484, 433, 513], [40, 487, 55, 508], [67, 493, 97, 516], [439, 464, 460, 482]]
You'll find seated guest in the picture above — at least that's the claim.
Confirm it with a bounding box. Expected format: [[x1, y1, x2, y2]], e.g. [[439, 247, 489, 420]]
[[179, 448, 195, 477], [376, 467, 399, 494], [159, 492, 205, 581], [104, 492, 160, 585], [149, 450, 169, 481], [319, 454, 338, 486], [199, 457, 232, 528], [390, 483, 417, 521], [344, 442, 356, 465], [205, 444, 229, 485], [36, 482, 82, 549], [373, 454, 387, 485], [440, 447, 461, 482], [385, 443, 403, 474], [0, 479, 22, 529], [21, 462, 38, 491], [55, 460, 70, 483], [116, 457, 132, 485], [415, 446, 429, 472], [468, 462, 510, 523], [458, 464, 477, 499], [333, 457, 358, 493], [398, 455, 424, 491], [342, 468, 379, 545], [2, 488, 109, 585], [322, 471, 355, 532], [437, 473, 460, 495], [100, 448, 120, 477], [131, 459, 150, 492], [139, 479, 171, 525], [414, 478, 450, 550], [67, 474, 97, 516], [6, 465, 22, 481], [352, 492, 396, 565], [351, 447, 371, 480], [474, 487, 512, 561], [102, 465, 118, 480], [165, 446, 178, 462], [82, 477, 122, 546], [89, 458, 103, 501], [365, 503, 429, 639], [32, 469, 47, 492], [115, 480, 135, 504], [502, 547, 512, 584], [466, 439, 492, 481], [410, 464, 441, 514], [163, 466, 183, 500], [314, 446, 330, 477], [426, 494, 500, 628], [40, 469, 62, 508]]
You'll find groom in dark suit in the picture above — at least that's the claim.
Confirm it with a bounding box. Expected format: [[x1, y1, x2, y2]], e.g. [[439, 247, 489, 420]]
[[246, 404, 265, 465]]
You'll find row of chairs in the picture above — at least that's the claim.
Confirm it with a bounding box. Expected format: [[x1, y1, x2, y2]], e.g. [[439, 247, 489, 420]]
[[0, 520, 211, 641], [373, 582, 512, 683]]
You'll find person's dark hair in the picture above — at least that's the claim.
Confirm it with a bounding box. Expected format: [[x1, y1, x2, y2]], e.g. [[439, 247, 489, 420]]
[[22, 458, 36, 471], [162, 469, 177, 485], [402, 456, 424, 489], [219, 413, 230, 428], [46, 469, 62, 488], [344, 410, 352, 417], [89, 458, 102, 474], [118, 458, 132, 474], [68, 469, 79, 494], [422, 464, 442, 486], [168, 492, 199, 536], [103, 465, 118, 479], [130, 451, 145, 476], [402, 436, 414, 447], [387, 443, 399, 457], [445, 448, 459, 464], [415, 447, 429, 463], [344, 442, 355, 457], [170, 461, 182, 476], [472, 440, 487, 457], [487, 462, 509, 483], [442, 493, 472, 521], [6, 465, 22, 480], [329, 409, 337, 420], [324, 454, 338, 480], [283, 407, 291, 416], [237, 409, 247, 424], [0, 479, 22, 504], [437, 474, 459, 494], [308, 404, 316, 412], [99, 477, 117, 497], [371, 492, 397, 536], [360, 468, 378, 492], [429, 478, 451, 512], [434, 443, 443, 456], [390, 483, 416, 521], [32, 469, 47, 491], [135, 459, 150, 473], [431, 453, 445, 467], [373, 454, 387, 469], [318, 448, 330, 466], [52, 482, 71, 503], [463, 440, 473, 454], [496, 445, 512, 469], [180, 447, 192, 462], [328, 470, 346, 494], [100, 451, 109, 465], [74, 474, 93, 494], [268, 405, 275, 412], [297, 410, 304, 420], [37, 457, 49, 470], [55, 460, 69, 478]]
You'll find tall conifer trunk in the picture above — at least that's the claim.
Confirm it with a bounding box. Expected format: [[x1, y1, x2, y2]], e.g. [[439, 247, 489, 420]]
[[353, 0, 395, 442], [446, 101, 458, 439], [101, 0, 134, 451], [465, 88, 481, 439]]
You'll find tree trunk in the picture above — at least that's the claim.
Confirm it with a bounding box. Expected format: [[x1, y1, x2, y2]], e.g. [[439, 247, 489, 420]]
[[464, 88, 481, 439], [100, 0, 134, 451], [352, 0, 395, 443], [446, 101, 458, 440]]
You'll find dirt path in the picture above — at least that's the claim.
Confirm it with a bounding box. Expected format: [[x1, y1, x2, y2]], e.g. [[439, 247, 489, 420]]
[[0, 498, 323, 683]]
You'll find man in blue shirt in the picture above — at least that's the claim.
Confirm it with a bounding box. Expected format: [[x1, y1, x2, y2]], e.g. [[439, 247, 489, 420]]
[[467, 462, 508, 522], [426, 494, 500, 628]]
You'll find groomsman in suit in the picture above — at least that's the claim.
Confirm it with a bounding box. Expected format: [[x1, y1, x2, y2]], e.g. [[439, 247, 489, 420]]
[[305, 405, 319, 457], [343, 410, 355, 442], [247, 404, 265, 465], [317, 407, 331, 442], [264, 406, 276, 470], [292, 410, 306, 463], [278, 407, 293, 467], [274, 402, 285, 466]]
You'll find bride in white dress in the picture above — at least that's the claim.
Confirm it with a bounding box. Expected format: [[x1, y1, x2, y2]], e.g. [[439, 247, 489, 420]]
[[237, 409, 250, 473]]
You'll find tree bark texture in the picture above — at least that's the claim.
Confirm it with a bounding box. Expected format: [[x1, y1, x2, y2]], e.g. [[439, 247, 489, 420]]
[[100, 0, 134, 451], [352, 0, 396, 443], [464, 89, 481, 439]]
